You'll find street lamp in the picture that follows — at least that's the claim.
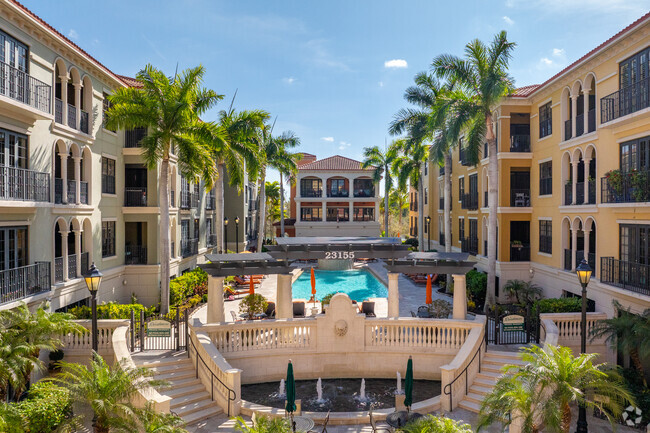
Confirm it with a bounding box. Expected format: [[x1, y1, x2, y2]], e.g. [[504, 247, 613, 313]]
[[575, 258, 592, 433], [425, 216, 431, 251], [224, 217, 229, 254], [235, 216, 240, 253], [83, 262, 103, 354]]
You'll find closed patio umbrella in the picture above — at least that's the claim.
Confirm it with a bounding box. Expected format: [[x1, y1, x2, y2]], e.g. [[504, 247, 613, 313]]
[[404, 356, 413, 410], [426, 274, 432, 304], [249, 277, 255, 295], [310, 267, 316, 304], [286, 360, 297, 418]]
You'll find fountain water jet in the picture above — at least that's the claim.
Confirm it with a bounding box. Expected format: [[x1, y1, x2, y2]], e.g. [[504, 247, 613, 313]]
[[279, 379, 285, 397], [396, 372, 402, 395], [359, 378, 366, 400], [316, 378, 324, 402]]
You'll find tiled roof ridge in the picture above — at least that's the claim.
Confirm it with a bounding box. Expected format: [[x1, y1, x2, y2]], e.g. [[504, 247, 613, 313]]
[[300, 154, 376, 171]]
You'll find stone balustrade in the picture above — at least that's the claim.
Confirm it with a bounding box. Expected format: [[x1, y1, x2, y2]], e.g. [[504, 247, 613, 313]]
[[365, 319, 472, 351], [540, 312, 612, 363], [60, 319, 129, 363], [207, 320, 317, 354]]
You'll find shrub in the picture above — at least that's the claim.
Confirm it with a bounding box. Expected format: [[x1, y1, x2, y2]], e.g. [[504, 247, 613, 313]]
[[429, 299, 452, 318], [239, 293, 268, 318], [503, 279, 542, 305], [534, 297, 582, 314], [466, 270, 487, 308], [320, 292, 339, 305], [169, 267, 208, 306], [17, 382, 72, 433], [403, 237, 418, 248], [621, 367, 650, 424], [69, 302, 156, 320]]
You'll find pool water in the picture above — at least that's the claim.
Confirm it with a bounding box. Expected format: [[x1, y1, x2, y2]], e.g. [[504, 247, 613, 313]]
[[292, 269, 387, 302]]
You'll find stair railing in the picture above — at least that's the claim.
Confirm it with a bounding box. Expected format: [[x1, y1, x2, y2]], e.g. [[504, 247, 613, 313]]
[[442, 338, 484, 411]]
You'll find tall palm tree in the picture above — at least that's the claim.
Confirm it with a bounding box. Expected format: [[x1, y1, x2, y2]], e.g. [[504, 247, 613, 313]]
[[215, 107, 269, 253], [265, 181, 281, 238], [50, 353, 166, 433], [256, 129, 300, 251], [389, 189, 409, 229], [432, 31, 517, 310], [106, 65, 222, 314], [479, 345, 633, 433], [362, 143, 398, 237]]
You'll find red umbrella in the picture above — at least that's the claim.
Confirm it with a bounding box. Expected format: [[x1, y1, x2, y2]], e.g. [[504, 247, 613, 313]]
[[249, 277, 255, 295], [310, 267, 317, 303], [426, 274, 432, 304]]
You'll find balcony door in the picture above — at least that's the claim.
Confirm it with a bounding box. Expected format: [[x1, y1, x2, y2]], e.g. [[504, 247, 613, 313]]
[[620, 224, 650, 266], [0, 226, 27, 271], [0, 30, 28, 101], [0, 128, 27, 169]]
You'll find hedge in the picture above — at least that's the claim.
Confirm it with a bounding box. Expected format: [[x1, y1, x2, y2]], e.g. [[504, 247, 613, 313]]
[[534, 297, 582, 314], [69, 302, 156, 320], [466, 270, 487, 308], [170, 268, 207, 306], [17, 382, 72, 432]]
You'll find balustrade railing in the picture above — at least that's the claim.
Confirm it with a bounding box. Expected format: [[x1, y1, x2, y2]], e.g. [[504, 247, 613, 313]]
[[601, 76, 650, 123], [209, 321, 316, 353], [124, 187, 147, 206], [0, 60, 51, 113], [0, 166, 50, 202], [365, 320, 471, 350], [0, 262, 50, 305]]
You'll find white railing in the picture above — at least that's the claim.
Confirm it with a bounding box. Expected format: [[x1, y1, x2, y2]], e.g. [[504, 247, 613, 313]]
[[365, 319, 472, 350], [60, 319, 129, 353], [540, 312, 608, 347]]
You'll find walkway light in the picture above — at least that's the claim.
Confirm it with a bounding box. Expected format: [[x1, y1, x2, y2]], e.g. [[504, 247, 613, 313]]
[[235, 216, 240, 253], [576, 259, 592, 287], [574, 258, 592, 433], [224, 217, 229, 253], [83, 262, 103, 354]]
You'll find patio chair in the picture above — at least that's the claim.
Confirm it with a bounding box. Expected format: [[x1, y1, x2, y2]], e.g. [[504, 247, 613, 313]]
[[369, 407, 392, 433], [293, 301, 305, 318], [411, 311, 417, 317], [361, 301, 376, 317], [230, 311, 243, 322], [265, 302, 276, 319], [308, 411, 329, 433], [514, 192, 526, 207]]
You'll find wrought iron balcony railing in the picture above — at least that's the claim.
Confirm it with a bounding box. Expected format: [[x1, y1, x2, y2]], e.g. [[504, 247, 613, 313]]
[[600, 257, 650, 296], [0, 60, 51, 113], [125, 245, 147, 265], [461, 193, 479, 210], [601, 76, 650, 124], [0, 262, 51, 305], [575, 113, 584, 137], [54, 257, 64, 283], [300, 189, 322, 198], [564, 119, 572, 141], [510, 135, 530, 152], [124, 187, 147, 206], [601, 170, 650, 204], [510, 189, 530, 207], [0, 166, 50, 202], [461, 237, 479, 255], [181, 238, 199, 258], [80, 110, 89, 134], [510, 244, 530, 262]]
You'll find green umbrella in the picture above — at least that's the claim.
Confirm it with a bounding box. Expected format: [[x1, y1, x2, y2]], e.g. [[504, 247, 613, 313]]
[[285, 360, 296, 413], [404, 356, 413, 409]]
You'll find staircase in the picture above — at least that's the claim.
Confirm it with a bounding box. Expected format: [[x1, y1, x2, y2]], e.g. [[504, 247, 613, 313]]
[[135, 352, 224, 426], [457, 349, 526, 413]]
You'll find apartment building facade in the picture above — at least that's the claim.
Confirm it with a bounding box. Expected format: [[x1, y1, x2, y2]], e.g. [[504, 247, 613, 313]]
[[413, 12, 650, 317], [287, 154, 381, 237], [0, 0, 248, 312]]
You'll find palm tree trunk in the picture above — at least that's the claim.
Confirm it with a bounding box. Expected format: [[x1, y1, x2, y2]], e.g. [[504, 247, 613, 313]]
[[280, 172, 285, 237], [561, 402, 572, 433], [159, 157, 171, 315], [631, 349, 647, 385], [384, 164, 390, 237], [418, 166, 424, 251], [216, 163, 225, 252], [257, 167, 267, 252], [486, 131, 499, 312], [444, 153, 452, 292]]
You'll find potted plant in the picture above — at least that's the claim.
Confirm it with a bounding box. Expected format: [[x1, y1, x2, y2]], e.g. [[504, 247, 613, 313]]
[[239, 293, 268, 320], [605, 169, 624, 200], [511, 240, 523, 249], [631, 170, 649, 202]]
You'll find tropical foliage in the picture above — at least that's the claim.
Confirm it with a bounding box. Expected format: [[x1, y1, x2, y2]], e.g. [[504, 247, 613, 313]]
[[233, 415, 291, 433], [502, 279, 542, 305], [69, 302, 156, 320], [398, 415, 472, 433], [362, 143, 398, 236], [239, 293, 269, 318]]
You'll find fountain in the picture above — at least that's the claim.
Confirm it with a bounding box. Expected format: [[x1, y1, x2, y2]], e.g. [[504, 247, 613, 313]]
[[396, 372, 402, 394], [278, 379, 285, 397], [316, 378, 324, 402], [359, 378, 367, 401]]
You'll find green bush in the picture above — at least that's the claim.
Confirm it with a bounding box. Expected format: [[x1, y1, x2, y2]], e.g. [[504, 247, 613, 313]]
[[534, 297, 582, 314], [621, 367, 650, 424], [466, 270, 487, 308], [170, 267, 207, 306], [69, 302, 155, 320], [239, 293, 268, 318], [320, 292, 340, 305], [403, 237, 418, 248], [17, 382, 72, 433]]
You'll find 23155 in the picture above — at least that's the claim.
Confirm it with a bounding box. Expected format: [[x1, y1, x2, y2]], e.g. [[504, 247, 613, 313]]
[[324, 251, 355, 259]]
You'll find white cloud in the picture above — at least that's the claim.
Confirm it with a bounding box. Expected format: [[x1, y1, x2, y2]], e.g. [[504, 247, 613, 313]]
[[502, 16, 514, 25], [552, 48, 565, 57], [540, 57, 553, 66], [321, 137, 334, 142], [338, 141, 352, 150], [283, 77, 296, 84], [378, 81, 384, 87], [67, 29, 79, 40], [384, 59, 408, 69]]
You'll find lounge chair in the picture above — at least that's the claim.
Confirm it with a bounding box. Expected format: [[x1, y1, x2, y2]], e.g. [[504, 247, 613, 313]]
[[234, 276, 261, 287], [361, 301, 376, 317], [265, 302, 276, 319], [224, 286, 248, 299], [293, 301, 305, 318], [369, 407, 392, 433]]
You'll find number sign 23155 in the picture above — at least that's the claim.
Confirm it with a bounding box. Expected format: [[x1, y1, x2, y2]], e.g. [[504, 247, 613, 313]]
[[324, 251, 355, 259]]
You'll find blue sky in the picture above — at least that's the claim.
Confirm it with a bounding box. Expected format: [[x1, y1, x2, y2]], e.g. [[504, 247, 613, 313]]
[[25, 0, 649, 183]]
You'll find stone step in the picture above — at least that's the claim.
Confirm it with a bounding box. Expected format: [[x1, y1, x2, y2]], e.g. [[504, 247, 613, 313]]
[[182, 406, 224, 426], [458, 399, 481, 413], [155, 369, 196, 382], [464, 392, 485, 405], [483, 357, 526, 367], [485, 350, 523, 359], [171, 391, 211, 410], [148, 361, 194, 373], [175, 399, 220, 418], [165, 376, 202, 388], [469, 384, 493, 396], [165, 382, 205, 399], [481, 364, 505, 374], [139, 357, 189, 368], [474, 376, 497, 387]]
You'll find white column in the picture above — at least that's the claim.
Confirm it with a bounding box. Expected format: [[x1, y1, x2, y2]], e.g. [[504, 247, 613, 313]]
[[321, 201, 326, 222], [74, 83, 82, 130], [375, 201, 379, 222], [452, 274, 467, 320], [348, 201, 354, 223], [207, 276, 225, 323], [571, 95, 578, 138], [296, 200, 301, 222], [584, 228, 591, 261], [583, 88, 591, 133], [583, 157, 591, 204], [276, 273, 293, 319], [74, 230, 82, 277], [571, 161, 579, 205], [387, 272, 399, 318], [73, 156, 81, 204], [59, 75, 68, 121], [59, 152, 68, 204], [571, 227, 578, 271], [61, 230, 69, 282]]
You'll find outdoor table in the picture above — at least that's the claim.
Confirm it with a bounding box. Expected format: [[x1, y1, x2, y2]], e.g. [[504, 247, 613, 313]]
[[386, 411, 423, 428], [291, 415, 315, 432]]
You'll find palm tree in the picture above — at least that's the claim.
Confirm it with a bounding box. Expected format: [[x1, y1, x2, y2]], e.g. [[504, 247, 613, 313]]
[[591, 301, 650, 384], [265, 181, 281, 239], [215, 107, 269, 253], [389, 189, 409, 229], [256, 128, 300, 251], [233, 415, 291, 433], [479, 345, 633, 433], [362, 143, 398, 237], [50, 353, 166, 433], [502, 279, 542, 305], [138, 405, 188, 433], [400, 415, 472, 433], [106, 65, 222, 314], [432, 32, 517, 310]]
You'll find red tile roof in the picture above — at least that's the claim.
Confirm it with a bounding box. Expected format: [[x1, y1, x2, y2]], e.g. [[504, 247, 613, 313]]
[[8, 0, 127, 87], [299, 155, 375, 171], [510, 84, 541, 98], [116, 75, 143, 88], [523, 11, 650, 98]]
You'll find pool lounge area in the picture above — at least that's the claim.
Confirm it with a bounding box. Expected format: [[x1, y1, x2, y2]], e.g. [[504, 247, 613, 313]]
[[291, 268, 387, 302]]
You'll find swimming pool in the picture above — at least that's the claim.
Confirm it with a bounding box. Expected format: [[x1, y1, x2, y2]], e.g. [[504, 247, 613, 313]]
[[292, 269, 387, 302]]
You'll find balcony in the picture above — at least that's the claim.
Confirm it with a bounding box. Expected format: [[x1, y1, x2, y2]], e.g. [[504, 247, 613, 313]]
[[206, 195, 215, 210], [206, 234, 217, 248], [80, 110, 89, 134], [0, 166, 50, 202], [510, 135, 530, 152], [0, 61, 51, 113], [354, 189, 375, 198], [67, 254, 77, 279], [125, 128, 147, 148], [510, 244, 530, 261], [588, 109, 596, 133], [600, 257, 650, 296], [67, 179, 76, 204], [461, 193, 478, 210], [54, 257, 63, 283], [124, 187, 147, 207], [439, 234, 445, 246], [439, 198, 444, 210], [191, 192, 199, 208], [301, 189, 322, 198], [55, 98, 62, 123], [459, 147, 473, 166], [80, 181, 88, 204], [565, 119, 572, 141], [181, 238, 199, 258], [510, 189, 530, 207], [67, 103, 76, 128], [601, 76, 650, 124], [601, 170, 650, 204], [180, 190, 191, 209], [0, 262, 51, 305], [575, 113, 584, 137], [328, 190, 349, 198], [81, 252, 89, 275], [461, 237, 479, 255], [125, 245, 147, 265]]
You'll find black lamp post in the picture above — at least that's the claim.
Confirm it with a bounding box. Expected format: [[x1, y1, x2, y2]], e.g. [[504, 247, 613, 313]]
[[224, 217, 229, 254], [425, 216, 431, 251], [83, 262, 103, 354], [575, 258, 592, 433], [235, 216, 240, 253]]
